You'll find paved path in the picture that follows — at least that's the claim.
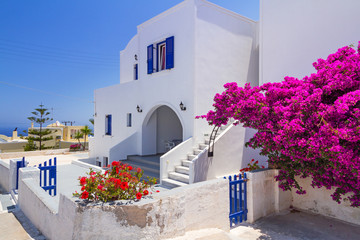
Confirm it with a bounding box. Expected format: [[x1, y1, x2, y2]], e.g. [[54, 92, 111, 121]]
[[166, 210, 360, 240]]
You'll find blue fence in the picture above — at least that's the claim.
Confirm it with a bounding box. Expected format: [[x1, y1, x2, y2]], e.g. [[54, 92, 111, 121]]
[[225, 174, 247, 227], [38, 158, 57, 196], [15, 157, 26, 190]]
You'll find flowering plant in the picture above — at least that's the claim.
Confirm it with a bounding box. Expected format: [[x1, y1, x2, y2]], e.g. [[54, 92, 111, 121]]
[[70, 144, 81, 151], [73, 161, 157, 202], [240, 159, 265, 176], [198, 42, 360, 207]]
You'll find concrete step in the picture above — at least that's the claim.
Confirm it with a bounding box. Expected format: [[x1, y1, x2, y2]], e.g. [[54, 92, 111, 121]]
[[193, 149, 202, 155], [168, 172, 189, 184], [187, 154, 196, 161], [199, 143, 207, 150], [182, 160, 191, 167], [175, 165, 189, 175], [162, 178, 188, 188]]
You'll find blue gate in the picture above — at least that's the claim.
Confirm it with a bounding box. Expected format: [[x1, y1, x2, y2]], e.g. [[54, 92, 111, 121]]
[[225, 174, 247, 227], [38, 158, 57, 196], [16, 157, 26, 190]]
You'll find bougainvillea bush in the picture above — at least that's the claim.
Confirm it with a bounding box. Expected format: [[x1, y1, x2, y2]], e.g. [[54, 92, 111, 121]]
[[73, 161, 157, 202], [198, 42, 360, 207]]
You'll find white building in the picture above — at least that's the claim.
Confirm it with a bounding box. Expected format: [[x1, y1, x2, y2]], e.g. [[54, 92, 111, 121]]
[[91, 0, 259, 187], [91, 0, 360, 187]]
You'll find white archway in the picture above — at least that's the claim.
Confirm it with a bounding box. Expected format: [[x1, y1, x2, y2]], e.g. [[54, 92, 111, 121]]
[[142, 105, 183, 155]]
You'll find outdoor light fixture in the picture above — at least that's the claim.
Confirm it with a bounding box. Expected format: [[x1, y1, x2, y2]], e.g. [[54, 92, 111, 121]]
[[134, 54, 138, 61], [136, 105, 142, 113], [179, 102, 186, 111]]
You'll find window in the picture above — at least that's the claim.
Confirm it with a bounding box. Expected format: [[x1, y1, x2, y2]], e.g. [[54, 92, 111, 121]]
[[134, 64, 138, 80], [105, 115, 112, 135], [127, 113, 132, 127], [147, 36, 174, 74]]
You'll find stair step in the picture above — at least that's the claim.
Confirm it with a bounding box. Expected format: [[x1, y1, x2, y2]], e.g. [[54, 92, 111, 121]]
[[175, 165, 189, 175], [182, 160, 191, 167], [168, 172, 189, 184], [187, 154, 196, 161], [193, 149, 202, 155], [162, 178, 188, 188], [199, 144, 207, 150], [204, 139, 210, 144]]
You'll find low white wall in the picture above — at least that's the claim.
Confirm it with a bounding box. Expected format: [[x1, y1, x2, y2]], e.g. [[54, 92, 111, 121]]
[[292, 177, 360, 225], [18, 166, 229, 240], [0, 149, 69, 160], [160, 137, 194, 184], [246, 169, 292, 223], [247, 169, 360, 226], [74, 178, 229, 240], [18, 167, 78, 240], [0, 160, 10, 192]]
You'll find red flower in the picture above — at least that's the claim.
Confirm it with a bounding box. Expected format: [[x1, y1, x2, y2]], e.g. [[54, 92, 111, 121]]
[[156, 190, 160, 193], [137, 168, 141, 173], [90, 171, 96, 176], [120, 182, 128, 190], [80, 177, 87, 186], [143, 190, 149, 196], [97, 185, 104, 191], [81, 186, 85, 191], [81, 190, 89, 199], [112, 161, 118, 167], [261, 166, 265, 169], [128, 166, 133, 171], [105, 170, 108, 175], [136, 192, 142, 200]]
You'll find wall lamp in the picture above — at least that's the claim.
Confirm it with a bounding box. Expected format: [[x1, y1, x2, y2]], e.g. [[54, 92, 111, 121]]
[[179, 102, 186, 111], [134, 54, 138, 61], [136, 105, 143, 113]]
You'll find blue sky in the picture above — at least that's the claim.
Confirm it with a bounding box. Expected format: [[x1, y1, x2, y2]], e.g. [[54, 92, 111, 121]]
[[0, 0, 259, 130]]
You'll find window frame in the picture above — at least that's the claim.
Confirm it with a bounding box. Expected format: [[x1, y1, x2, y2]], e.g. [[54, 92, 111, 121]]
[[105, 114, 112, 136], [126, 113, 132, 127]]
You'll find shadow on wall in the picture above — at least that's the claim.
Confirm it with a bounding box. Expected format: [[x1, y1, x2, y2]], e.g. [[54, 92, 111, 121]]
[[109, 133, 138, 162], [193, 150, 212, 182], [241, 128, 268, 168]]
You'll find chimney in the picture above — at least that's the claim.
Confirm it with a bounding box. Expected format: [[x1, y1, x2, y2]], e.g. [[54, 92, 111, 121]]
[[31, 122, 34, 128], [12, 129, 18, 140]]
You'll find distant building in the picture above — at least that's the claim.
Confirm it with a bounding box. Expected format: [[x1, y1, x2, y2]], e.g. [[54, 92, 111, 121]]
[[28, 121, 87, 149]]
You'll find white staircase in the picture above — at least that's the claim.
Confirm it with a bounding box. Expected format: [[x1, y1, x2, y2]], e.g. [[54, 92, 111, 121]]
[[162, 123, 231, 188]]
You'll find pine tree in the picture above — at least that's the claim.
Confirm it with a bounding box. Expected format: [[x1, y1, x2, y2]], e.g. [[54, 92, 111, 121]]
[[27, 104, 54, 150]]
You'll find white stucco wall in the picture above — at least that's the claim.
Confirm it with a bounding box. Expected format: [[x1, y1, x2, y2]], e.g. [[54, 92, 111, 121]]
[[0, 160, 10, 192], [194, 1, 258, 138], [246, 169, 292, 223], [292, 177, 360, 226], [260, 0, 360, 85]]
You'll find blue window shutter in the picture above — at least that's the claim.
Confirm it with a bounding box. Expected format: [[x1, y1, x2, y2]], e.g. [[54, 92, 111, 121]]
[[166, 36, 174, 69], [147, 44, 153, 74], [108, 115, 112, 135]]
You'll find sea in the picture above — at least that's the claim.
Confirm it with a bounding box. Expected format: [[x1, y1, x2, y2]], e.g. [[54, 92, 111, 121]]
[[0, 126, 28, 137]]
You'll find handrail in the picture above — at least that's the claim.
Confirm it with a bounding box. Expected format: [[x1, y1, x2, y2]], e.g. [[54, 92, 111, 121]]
[[208, 125, 220, 157]]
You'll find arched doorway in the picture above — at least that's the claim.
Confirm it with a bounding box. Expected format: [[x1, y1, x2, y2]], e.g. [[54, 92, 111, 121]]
[[142, 105, 183, 155]]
